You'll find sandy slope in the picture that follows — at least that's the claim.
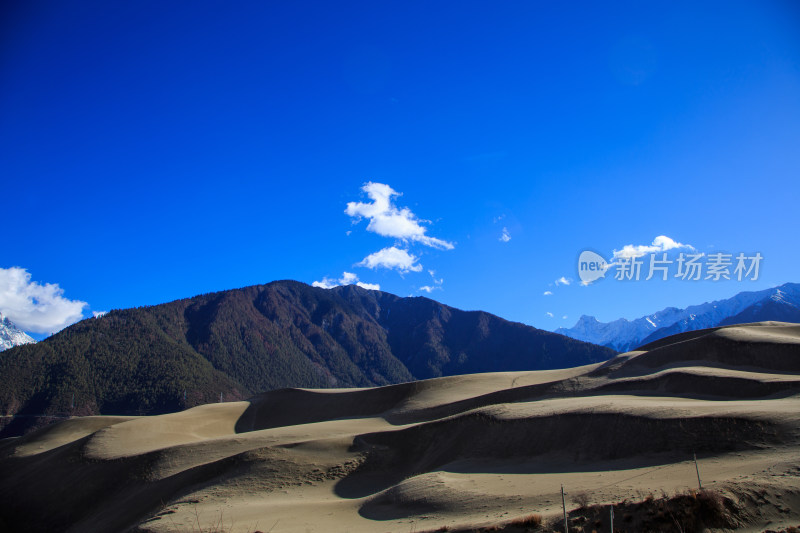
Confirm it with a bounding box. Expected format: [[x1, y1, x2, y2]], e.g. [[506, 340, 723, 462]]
[[1, 321, 799, 532]]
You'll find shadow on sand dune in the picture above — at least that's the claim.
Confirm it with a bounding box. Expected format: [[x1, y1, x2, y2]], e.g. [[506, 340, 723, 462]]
[[0, 322, 799, 532]]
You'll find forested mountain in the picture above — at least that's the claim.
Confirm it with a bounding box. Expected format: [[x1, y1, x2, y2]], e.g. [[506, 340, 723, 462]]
[[0, 281, 615, 430]]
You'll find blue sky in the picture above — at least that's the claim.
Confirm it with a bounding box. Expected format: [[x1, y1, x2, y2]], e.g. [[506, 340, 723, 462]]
[[2, 1, 799, 337]]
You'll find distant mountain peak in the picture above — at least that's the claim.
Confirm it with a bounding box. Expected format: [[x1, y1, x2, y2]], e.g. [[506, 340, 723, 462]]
[[0, 312, 35, 352], [557, 282, 800, 352]]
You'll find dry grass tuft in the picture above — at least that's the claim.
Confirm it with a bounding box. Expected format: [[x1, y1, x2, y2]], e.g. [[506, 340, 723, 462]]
[[508, 513, 542, 528], [163, 507, 267, 533]]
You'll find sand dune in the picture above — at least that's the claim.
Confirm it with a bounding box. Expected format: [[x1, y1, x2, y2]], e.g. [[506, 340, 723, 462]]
[[1, 321, 800, 532]]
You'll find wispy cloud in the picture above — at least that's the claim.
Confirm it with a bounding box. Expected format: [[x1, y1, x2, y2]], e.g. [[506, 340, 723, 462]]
[[545, 311, 554, 318], [312, 271, 380, 290], [358, 247, 423, 273], [419, 269, 444, 293], [612, 235, 693, 260], [345, 182, 454, 250], [555, 276, 571, 286], [499, 227, 511, 242], [543, 290, 553, 296], [0, 267, 87, 334]]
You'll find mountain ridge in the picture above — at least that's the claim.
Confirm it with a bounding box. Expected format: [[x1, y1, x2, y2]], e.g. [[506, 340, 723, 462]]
[[557, 282, 800, 351]]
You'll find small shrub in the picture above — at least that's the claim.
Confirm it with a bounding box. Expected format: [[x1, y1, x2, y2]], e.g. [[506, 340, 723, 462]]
[[571, 491, 591, 509]]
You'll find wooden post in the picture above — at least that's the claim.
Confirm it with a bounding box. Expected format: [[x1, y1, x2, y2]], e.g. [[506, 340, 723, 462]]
[[561, 484, 568, 533], [610, 505, 614, 533], [694, 452, 702, 490]]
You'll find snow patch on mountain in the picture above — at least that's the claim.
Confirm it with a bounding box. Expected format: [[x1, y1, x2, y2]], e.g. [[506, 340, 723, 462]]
[[0, 312, 35, 352]]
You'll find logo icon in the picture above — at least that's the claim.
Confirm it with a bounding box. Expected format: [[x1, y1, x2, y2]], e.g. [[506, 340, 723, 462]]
[[578, 250, 609, 284]]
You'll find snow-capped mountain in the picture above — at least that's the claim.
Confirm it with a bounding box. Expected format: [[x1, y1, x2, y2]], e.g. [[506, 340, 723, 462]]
[[0, 312, 35, 352], [556, 282, 800, 352]]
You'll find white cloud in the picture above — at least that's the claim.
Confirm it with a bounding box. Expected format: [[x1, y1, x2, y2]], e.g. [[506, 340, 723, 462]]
[[612, 235, 694, 260], [358, 246, 423, 273], [427, 269, 444, 285], [499, 227, 511, 242], [0, 267, 87, 334], [340, 272, 358, 284], [345, 182, 454, 250], [555, 276, 571, 286], [562, 315, 568, 320], [545, 311, 554, 318], [419, 285, 436, 293], [312, 272, 380, 291], [543, 290, 553, 296], [311, 279, 337, 289], [92, 310, 108, 318]]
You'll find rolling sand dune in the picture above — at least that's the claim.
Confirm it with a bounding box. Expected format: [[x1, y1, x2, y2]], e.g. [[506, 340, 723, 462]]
[[1, 322, 800, 532]]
